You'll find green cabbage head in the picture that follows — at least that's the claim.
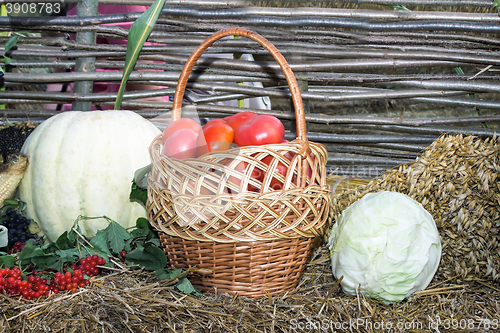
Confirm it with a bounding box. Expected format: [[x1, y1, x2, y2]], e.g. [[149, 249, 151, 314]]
[[328, 191, 441, 304]]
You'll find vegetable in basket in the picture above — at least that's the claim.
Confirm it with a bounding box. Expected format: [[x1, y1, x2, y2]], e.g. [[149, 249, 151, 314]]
[[161, 113, 288, 191], [328, 191, 441, 304]]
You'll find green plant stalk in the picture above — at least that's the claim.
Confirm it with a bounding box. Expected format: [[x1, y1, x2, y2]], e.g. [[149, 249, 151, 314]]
[[114, 0, 166, 110]]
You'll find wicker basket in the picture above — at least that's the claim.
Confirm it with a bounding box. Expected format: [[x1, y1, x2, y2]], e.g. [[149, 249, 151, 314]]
[[147, 28, 331, 297]]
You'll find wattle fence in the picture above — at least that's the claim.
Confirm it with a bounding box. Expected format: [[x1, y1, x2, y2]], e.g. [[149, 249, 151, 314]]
[[1, 0, 499, 177]]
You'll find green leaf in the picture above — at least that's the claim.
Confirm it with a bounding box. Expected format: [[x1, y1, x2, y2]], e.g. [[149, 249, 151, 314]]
[[134, 164, 151, 189], [130, 179, 148, 207], [495, 0, 500, 10], [176, 276, 202, 295], [5, 36, 17, 53], [104, 220, 132, 254], [19, 240, 60, 268], [125, 243, 167, 271], [41, 242, 59, 253], [130, 217, 153, 239], [55, 231, 74, 250], [67, 217, 83, 244], [154, 267, 181, 280], [41, 249, 76, 271], [55, 248, 81, 263], [146, 237, 160, 247], [114, 0, 167, 110], [89, 229, 113, 257], [2, 198, 20, 207], [0, 255, 16, 268], [17, 239, 37, 265]]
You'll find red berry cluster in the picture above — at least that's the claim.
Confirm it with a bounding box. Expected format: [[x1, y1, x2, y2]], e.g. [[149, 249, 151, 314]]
[[51, 270, 89, 294], [0, 267, 52, 299], [0, 254, 106, 300], [9, 241, 26, 254], [71, 254, 106, 277]]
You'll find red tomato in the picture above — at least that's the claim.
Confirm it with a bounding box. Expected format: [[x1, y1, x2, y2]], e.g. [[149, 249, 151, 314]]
[[163, 128, 199, 159], [225, 112, 257, 132], [262, 156, 289, 191], [234, 115, 285, 147], [223, 116, 232, 122], [204, 118, 226, 127], [196, 123, 234, 156], [162, 118, 202, 144], [225, 159, 263, 193]]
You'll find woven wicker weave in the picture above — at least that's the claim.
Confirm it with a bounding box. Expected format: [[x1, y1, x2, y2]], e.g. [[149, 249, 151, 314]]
[[148, 28, 331, 297]]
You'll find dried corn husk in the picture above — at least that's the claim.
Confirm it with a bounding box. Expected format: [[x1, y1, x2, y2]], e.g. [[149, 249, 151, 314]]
[[0, 154, 28, 204], [328, 133, 500, 282]]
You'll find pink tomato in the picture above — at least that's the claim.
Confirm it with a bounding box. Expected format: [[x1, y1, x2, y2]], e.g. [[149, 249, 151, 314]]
[[163, 128, 199, 159]]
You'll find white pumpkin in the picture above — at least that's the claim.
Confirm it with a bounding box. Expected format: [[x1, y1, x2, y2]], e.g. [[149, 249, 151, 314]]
[[18, 111, 161, 241]]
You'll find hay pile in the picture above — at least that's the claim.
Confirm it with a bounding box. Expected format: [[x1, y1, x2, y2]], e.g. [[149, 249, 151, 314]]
[[329, 133, 500, 283], [0, 250, 498, 332]]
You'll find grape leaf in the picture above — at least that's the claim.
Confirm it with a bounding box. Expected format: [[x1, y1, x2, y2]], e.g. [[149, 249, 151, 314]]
[[2, 198, 20, 207], [133, 164, 151, 189], [42, 248, 81, 271], [17, 239, 37, 265], [125, 243, 167, 271], [55, 248, 81, 263], [104, 220, 132, 254]]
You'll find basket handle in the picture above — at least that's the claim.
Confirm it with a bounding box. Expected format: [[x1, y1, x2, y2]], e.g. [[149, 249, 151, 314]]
[[172, 27, 309, 148]]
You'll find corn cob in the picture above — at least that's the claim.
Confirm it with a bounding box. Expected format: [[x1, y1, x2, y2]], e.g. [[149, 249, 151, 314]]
[[0, 153, 28, 205]]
